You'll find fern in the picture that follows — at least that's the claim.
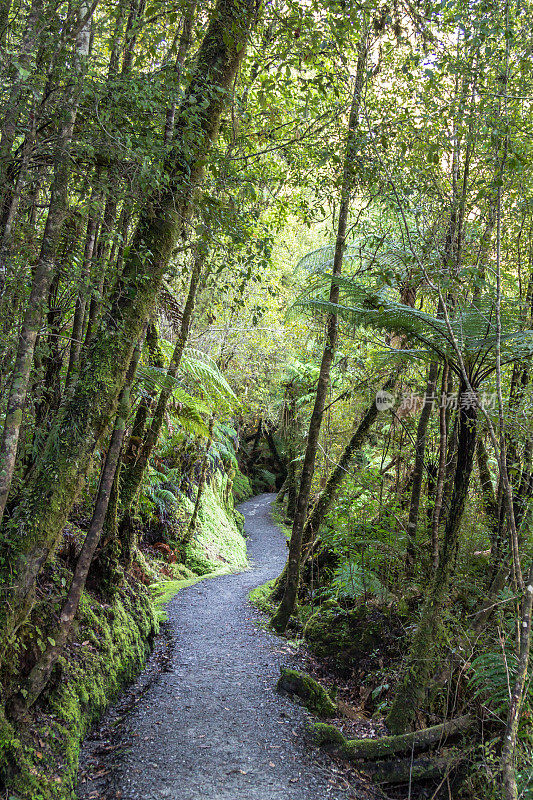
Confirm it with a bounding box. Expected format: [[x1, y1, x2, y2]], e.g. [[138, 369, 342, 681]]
[[468, 649, 520, 718], [331, 559, 392, 602], [181, 349, 236, 403], [296, 280, 533, 387]]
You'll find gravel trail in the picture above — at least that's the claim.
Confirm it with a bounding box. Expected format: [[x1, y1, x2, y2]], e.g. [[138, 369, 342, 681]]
[[78, 494, 357, 800]]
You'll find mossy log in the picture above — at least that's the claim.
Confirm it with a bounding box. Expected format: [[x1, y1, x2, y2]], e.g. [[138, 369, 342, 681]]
[[343, 714, 472, 760], [277, 667, 337, 718], [313, 714, 472, 759], [364, 752, 462, 785]]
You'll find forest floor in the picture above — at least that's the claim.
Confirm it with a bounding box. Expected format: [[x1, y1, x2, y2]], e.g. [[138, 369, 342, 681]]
[[76, 494, 385, 800]]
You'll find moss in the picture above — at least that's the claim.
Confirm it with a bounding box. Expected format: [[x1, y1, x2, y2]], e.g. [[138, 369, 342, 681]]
[[232, 470, 253, 503], [3, 582, 157, 800], [277, 667, 337, 718], [248, 579, 277, 614], [312, 722, 347, 745], [303, 603, 406, 674], [270, 500, 291, 538], [184, 473, 247, 575]]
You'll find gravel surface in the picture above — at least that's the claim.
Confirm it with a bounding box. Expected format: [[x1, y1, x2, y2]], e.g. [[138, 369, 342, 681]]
[[77, 494, 376, 800]]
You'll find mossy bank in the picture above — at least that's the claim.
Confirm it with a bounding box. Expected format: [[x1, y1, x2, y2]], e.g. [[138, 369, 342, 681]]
[[0, 468, 251, 800], [0, 583, 157, 800]]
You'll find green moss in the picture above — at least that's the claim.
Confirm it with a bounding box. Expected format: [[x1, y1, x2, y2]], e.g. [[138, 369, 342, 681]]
[[270, 500, 291, 538], [303, 603, 406, 671], [3, 583, 157, 800], [232, 470, 253, 503], [312, 722, 347, 745], [184, 473, 248, 575], [277, 667, 337, 718], [248, 579, 277, 614]]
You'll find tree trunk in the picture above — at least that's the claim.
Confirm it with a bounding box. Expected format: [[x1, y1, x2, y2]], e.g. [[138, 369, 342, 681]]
[[0, 0, 258, 654], [65, 182, 102, 388], [476, 436, 499, 546], [271, 39, 368, 634], [118, 244, 206, 513], [83, 190, 119, 348], [404, 361, 439, 576], [0, 2, 92, 524], [164, 0, 197, 144], [500, 559, 533, 800], [430, 362, 449, 570], [305, 372, 400, 547], [386, 391, 478, 734], [271, 373, 401, 604], [22, 339, 141, 707], [184, 414, 215, 546]]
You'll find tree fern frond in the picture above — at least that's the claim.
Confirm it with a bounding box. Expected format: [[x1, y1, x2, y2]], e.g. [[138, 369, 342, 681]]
[[295, 279, 533, 386]]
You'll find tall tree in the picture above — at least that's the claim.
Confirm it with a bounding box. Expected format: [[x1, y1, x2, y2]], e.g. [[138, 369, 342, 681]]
[[271, 35, 369, 633]]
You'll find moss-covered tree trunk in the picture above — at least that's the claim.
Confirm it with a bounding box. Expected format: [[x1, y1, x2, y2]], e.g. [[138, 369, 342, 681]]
[[386, 391, 477, 733], [118, 243, 206, 515], [22, 339, 142, 708], [0, 2, 92, 524], [0, 0, 258, 655]]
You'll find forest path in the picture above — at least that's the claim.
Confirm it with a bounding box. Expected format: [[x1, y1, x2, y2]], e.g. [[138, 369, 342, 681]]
[[77, 493, 357, 800]]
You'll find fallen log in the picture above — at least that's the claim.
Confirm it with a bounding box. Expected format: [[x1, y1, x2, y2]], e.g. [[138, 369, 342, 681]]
[[313, 714, 473, 760], [277, 668, 337, 718], [363, 752, 462, 785]]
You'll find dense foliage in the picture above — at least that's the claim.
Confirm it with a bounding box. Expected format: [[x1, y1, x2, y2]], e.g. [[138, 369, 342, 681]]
[[0, 0, 532, 797]]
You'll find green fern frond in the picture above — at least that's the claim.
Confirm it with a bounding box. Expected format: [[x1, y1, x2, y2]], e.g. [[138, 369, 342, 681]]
[[296, 280, 533, 386]]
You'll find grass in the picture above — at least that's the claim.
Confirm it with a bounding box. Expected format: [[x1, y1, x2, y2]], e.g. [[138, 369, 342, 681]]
[[151, 566, 242, 622], [248, 578, 277, 614]]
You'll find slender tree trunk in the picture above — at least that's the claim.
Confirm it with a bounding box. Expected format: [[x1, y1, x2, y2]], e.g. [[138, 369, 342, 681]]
[[500, 560, 533, 800], [476, 436, 499, 545], [121, 0, 146, 75], [249, 417, 262, 463], [184, 414, 215, 545], [0, 101, 37, 286], [387, 390, 477, 734], [283, 389, 298, 520], [0, 3, 92, 524], [83, 191, 119, 348], [119, 245, 205, 512], [33, 213, 84, 435], [0, 0, 258, 653], [430, 363, 449, 570], [0, 0, 11, 49], [272, 372, 400, 603], [164, 0, 197, 144], [65, 182, 102, 387], [404, 361, 439, 576], [0, 0, 43, 198], [271, 40, 368, 634], [305, 372, 400, 547]]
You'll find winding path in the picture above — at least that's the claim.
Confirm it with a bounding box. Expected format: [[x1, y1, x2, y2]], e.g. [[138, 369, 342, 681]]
[[78, 494, 356, 800]]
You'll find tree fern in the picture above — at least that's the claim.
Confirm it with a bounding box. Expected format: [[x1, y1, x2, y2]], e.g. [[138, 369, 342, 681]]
[[296, 280, 533, 387]]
